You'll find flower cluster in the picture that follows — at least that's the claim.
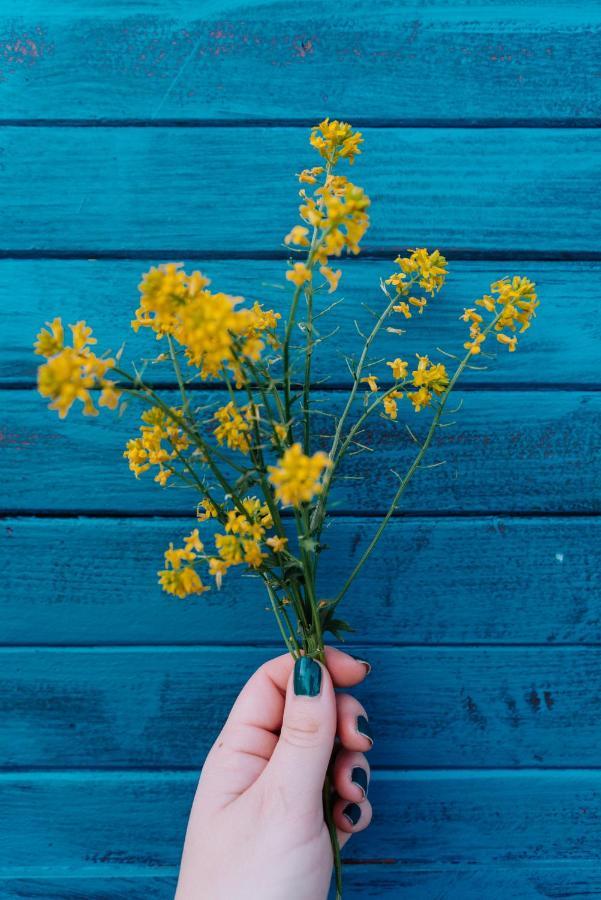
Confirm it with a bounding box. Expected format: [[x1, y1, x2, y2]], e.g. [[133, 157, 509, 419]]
[[123, 406, 189, 486], [158, 529, 209, 598], [268, 443, 330, 507], [463, 276, 538, 355], [35, 318, 120, 418], [363, 354, 449, 419], [133, 263, 280, 382], [213, 401, 253, 454], [161, 498, 281, 597], [386, 248, 448, 318], [309, 118, 363, 165], [285, 120, 370, 293]]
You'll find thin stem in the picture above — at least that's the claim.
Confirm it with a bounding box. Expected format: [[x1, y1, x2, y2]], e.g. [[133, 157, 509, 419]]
[[310, 285, 403, 533], [264, 579, 299, 657], [167, 335, 190, 418], [330, 310, 504, 608]]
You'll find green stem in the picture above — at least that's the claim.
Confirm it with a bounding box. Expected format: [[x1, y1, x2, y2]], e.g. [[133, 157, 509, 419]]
[[331, 310, 504, 608], [166, 335, 190, 418]]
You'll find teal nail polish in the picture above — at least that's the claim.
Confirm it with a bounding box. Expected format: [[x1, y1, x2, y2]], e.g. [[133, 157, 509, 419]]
[[343, 802, 362, 826], [350, 654, 372, 675], [351, 766, 368, 796], [294, 657, 322, 697], [357, 715, 373, 744]]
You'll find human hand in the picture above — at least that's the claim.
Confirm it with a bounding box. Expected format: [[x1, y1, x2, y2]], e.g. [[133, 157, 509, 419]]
[[175, 648, 373, 900]]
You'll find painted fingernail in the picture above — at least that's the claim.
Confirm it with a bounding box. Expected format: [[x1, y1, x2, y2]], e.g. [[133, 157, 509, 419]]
[[293, 657, 322, 697], [357, 715, 373, 745], [350, 654, 372, 675], [351, 766, 369, 797], [343, 802, 362, 826]]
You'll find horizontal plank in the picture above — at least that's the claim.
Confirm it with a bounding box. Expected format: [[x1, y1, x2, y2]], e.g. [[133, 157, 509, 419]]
[[3, 770, 601, 872], [5, 259, 598, 386], [2, 516, 598, 645], [7, 868, 601, 900], [1, 127, 599, 251], [1, 3, 599, 120], [2, 389, 599, 514], [5, 646, 601, 767]]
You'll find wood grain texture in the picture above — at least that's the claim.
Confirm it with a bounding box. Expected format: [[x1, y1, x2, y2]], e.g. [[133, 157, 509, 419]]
[[4, 646, 601, 767], [1, 127, 599, 251], [2, 516, 598, 645], [6, 869, 601, 900], [0, 2, 599, 120], [3, 770, 601, 871], [6, 259, 598, 386], [2, 389, 598, 514]]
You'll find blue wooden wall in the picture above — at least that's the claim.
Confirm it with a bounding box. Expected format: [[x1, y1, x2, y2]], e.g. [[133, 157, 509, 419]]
[[1, 2, 600, 897]]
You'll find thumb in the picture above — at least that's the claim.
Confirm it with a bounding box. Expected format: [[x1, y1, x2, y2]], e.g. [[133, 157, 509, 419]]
[[264, 656, 336, 815]]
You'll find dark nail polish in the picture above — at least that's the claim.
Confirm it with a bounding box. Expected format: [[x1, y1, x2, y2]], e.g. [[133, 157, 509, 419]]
[[342, 802, 362, 826], [350, 654, 372, 675], [351, 766, 368, 797], [357, 715, 373, 744], [293, 657, 322, 697]]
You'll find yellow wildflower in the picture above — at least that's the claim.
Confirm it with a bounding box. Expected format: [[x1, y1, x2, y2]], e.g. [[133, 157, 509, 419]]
[[286, 263, 312, 287], [461, 308, 483, 325], [383, 395, 398, 420], [409, 296, 428, 315], [123, 406, 189, 482], [387, 358, 408, 380], [184, 529, 204, 553], [197, 498, 219, 521], [310, 118, 363, 165], [464, 332, 486, 355], [268, 443, 330, 507], [284, 225, 310, 247], [158, 566, 208, 598], [243, 540, 266, 569], [34, 317, 64, 358], [319, 265, 342, 293], [213, 401, 252, 454], [35, 318, 119, 419], [409, 387, 432, 412], [497, 333, 518, 352], [297, 166, 324, 184], [393, 302, 412, 319], [266, 535, 288, 553], [215, 533, 245, 567], [208, 557, 228, 588], [158, 537, 208, 599], [412, 356, 449, 394], [361, 375, 379, 392]]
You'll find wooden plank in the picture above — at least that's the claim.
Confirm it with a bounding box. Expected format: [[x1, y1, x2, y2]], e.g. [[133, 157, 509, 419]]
[[1, 389, 599, 514], [5, 259, 598, 386], [4, 646, 601, 767], [0, 3, 599, 120], [1, 127, 599, 251], [3, 770, 601, 871], [6, 867, 601, 900], [2, 516, 597, 645]]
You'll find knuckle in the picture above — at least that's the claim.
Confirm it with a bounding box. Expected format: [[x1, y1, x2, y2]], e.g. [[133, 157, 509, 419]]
[[281, 713, 322, 749]]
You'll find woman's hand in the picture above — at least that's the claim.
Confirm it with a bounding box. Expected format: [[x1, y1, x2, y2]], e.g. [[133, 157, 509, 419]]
[[176, 647, 373, 900]]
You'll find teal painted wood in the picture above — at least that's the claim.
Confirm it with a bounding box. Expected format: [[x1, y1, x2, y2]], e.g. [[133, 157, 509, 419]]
[[2, 389, 598, 513], [6, 868, 601, 900], [5, 646, 601, 767], [3, 770, 601, 870], [0, 3, 599, 120], [2, 516, 596, 645], [1, 127, 599, 251], [5, 259, 597, 386]]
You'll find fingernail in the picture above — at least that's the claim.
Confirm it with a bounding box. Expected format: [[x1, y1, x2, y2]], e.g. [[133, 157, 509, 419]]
[[293, 657, 322, 697], [343, 802, 362, 826], [357, 715, 373, 745], [351, 766, 368, 797], [350, 654, 372, 675]]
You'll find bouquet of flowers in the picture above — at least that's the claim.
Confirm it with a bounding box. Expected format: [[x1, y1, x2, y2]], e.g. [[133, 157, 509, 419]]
[[34, 119, 538, 897]]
